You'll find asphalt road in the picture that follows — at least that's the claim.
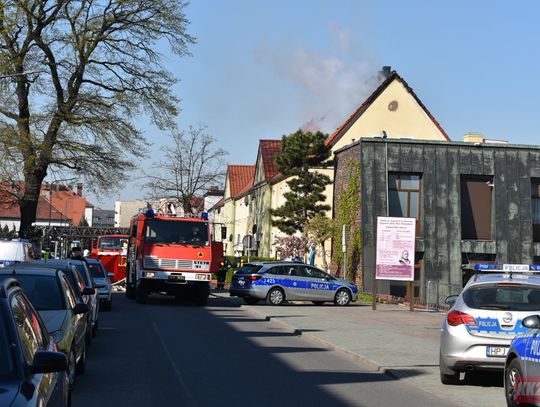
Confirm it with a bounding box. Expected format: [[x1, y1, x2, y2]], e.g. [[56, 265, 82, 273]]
[[72, 292, 458, 407]]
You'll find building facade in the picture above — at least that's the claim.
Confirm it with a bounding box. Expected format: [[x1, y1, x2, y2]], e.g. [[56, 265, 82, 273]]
[[333, 137, 540, 305]]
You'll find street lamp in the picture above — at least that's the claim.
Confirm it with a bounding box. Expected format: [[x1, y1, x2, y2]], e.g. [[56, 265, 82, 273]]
[[64, 196, 79, 226], [47, 177, 77, 228]]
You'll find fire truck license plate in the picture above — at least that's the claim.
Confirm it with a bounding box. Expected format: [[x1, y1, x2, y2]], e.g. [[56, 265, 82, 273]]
[[168, 275, 185, 282]]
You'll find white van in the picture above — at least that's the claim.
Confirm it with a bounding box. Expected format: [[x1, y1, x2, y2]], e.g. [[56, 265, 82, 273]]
[[0, 239, 34, 267]]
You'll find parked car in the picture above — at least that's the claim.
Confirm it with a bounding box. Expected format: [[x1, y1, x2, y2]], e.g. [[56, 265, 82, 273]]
[[504, 314, 540, 406], [439, 272, 540, 385], [0, 278, 70, 406], [0, 268, 88, 389], [229, 262, 358, 306], [86, 258, 113, 311], [0, 239, 34, 267], [31, 259, 98, 343]]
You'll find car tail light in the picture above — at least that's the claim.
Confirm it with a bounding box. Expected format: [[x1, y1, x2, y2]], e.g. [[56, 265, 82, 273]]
[[247, 275, 263, 281], [447, 310, 477, 326]]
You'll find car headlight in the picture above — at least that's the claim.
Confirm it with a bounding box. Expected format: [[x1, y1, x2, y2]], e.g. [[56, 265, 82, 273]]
[[51, 330, 65, 343]]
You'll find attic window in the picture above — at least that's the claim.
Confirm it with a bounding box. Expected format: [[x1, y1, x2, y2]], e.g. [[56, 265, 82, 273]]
[[388, 101, 398, 111]]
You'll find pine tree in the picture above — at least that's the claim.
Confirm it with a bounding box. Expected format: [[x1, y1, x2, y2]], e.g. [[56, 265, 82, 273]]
[[271, 130, 332, 235]]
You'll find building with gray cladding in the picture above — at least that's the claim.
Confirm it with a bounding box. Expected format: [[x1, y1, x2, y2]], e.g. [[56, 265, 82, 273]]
[[332, 137, 540, 305]]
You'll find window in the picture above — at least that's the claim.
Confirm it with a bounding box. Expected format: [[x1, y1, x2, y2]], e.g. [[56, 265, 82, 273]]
[[267, 266, 288, 275], [298, 266, 326, 279], [11, 294, 45, 365], [12, 275, 64, 311], [533, 180, 540, 242], [388, 173, 421, 232], [461, 176, 493, 240], [0, 309, 15, 379], [61, 275, 77, 309]]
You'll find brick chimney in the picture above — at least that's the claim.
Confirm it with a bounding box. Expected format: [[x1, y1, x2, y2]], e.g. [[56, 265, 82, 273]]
[[76, 183, 83, 197]]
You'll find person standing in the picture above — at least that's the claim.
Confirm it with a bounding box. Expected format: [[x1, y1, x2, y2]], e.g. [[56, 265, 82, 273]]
[[217, 258, 231, 290]]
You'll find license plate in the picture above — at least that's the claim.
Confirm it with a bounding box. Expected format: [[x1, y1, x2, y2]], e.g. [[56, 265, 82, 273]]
[[168, 275, 185, 282], [486, 346, 508, 357]]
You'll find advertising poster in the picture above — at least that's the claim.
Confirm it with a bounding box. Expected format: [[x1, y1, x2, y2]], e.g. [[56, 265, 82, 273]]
[[375, 217, 416, 281]]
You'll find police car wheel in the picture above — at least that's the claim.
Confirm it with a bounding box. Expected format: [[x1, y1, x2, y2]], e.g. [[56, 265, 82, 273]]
[[267, 288, 284, 306], [440, 371, 459, 385], [505, 358, 524, 407], [334, 289, 351, 306]]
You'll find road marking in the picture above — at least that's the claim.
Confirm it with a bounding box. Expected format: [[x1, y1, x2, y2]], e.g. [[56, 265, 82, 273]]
[[152, 321, 198, 407]]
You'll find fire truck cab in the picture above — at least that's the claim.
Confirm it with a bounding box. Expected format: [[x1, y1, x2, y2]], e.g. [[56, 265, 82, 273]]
[[90, 234, 128, 283], [125, 210, 223, 305]]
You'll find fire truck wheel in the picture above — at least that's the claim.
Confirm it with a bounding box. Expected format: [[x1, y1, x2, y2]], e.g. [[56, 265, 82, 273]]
[[196, 284, 209, 306], [136, 284, 147, 304], [126, 284, 135, 300]]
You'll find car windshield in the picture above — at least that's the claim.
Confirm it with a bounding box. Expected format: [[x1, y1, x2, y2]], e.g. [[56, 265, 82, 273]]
[[87, 263, 106, 279], [144, 219, 209, 246], [3, 275, 65, 311], [463, 284, 540, 311], [0, 309, 16, 380], [99, 237, 128, 251], [235, 265, 264, 274]]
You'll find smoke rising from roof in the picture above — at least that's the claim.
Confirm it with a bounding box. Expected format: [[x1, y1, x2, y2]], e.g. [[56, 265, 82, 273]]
[[260, 23, 381, 135]]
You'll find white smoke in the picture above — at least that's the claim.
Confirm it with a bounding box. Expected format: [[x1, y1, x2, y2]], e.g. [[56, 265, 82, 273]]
[[260, 23, 381, 134]]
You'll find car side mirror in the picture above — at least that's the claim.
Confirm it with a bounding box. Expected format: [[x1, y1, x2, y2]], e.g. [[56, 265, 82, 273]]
[[522, 315, 540, 329], [31, 351, 68, 374], [444, 295, 459, 306], [82, 287, 95, 295], [107, 272, 115, 279], [73, 302, 89, 315]]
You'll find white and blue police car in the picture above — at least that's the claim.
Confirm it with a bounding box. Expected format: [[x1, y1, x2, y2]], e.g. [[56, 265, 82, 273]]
[[440, 264, 540, 386], [229, 261, 358, 306], [505, 314, 540, 406]]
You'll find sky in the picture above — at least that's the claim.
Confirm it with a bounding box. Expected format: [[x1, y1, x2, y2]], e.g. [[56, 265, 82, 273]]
[[88, 0, 540, 209]]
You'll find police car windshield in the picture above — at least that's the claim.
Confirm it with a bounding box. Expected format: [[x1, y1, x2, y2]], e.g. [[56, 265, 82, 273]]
[[2, 275, 65, 311], [144, 219, 209, 246], [463, 285, 540, 311], [0, 309, 16, 379], [235, 265, 263, 274]]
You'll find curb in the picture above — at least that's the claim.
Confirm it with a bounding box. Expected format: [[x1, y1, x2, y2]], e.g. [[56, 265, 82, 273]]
[[244, 306, 397, 378], [211, 292, 399, 379]]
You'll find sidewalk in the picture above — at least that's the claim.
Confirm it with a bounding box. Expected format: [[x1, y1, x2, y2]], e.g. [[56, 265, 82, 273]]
[[211, 291, 506, 407]]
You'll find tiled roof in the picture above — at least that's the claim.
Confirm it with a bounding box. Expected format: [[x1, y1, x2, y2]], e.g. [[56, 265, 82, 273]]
[[0, 187, 64, 221], [50, 190, 92, 225], [324, 71, 450, 148], [259, 140, 282, 180], [235, 175, 255, 199], [227, 165, 255, 197]]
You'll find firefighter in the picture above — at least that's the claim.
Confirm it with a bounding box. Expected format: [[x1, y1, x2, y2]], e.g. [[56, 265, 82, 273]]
[[217, 258, 231, 290]]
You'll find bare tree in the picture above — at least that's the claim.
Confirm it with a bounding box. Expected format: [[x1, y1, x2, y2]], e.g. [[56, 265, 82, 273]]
[[0, 0, 195, 236], [144, 124, 227, 215]]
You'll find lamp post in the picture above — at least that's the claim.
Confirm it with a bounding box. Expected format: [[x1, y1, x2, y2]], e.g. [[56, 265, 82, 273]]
[[47, 178, 77, 228]]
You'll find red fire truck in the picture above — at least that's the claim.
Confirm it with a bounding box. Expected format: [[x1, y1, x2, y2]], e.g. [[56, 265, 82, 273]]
[[90, 234, 129, 283], [125, 210, 224, 305]]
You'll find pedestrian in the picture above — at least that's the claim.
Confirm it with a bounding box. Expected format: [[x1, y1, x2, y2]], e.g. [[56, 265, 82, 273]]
[[217, 258, 231, 290], [69, 246, 84, 260]]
